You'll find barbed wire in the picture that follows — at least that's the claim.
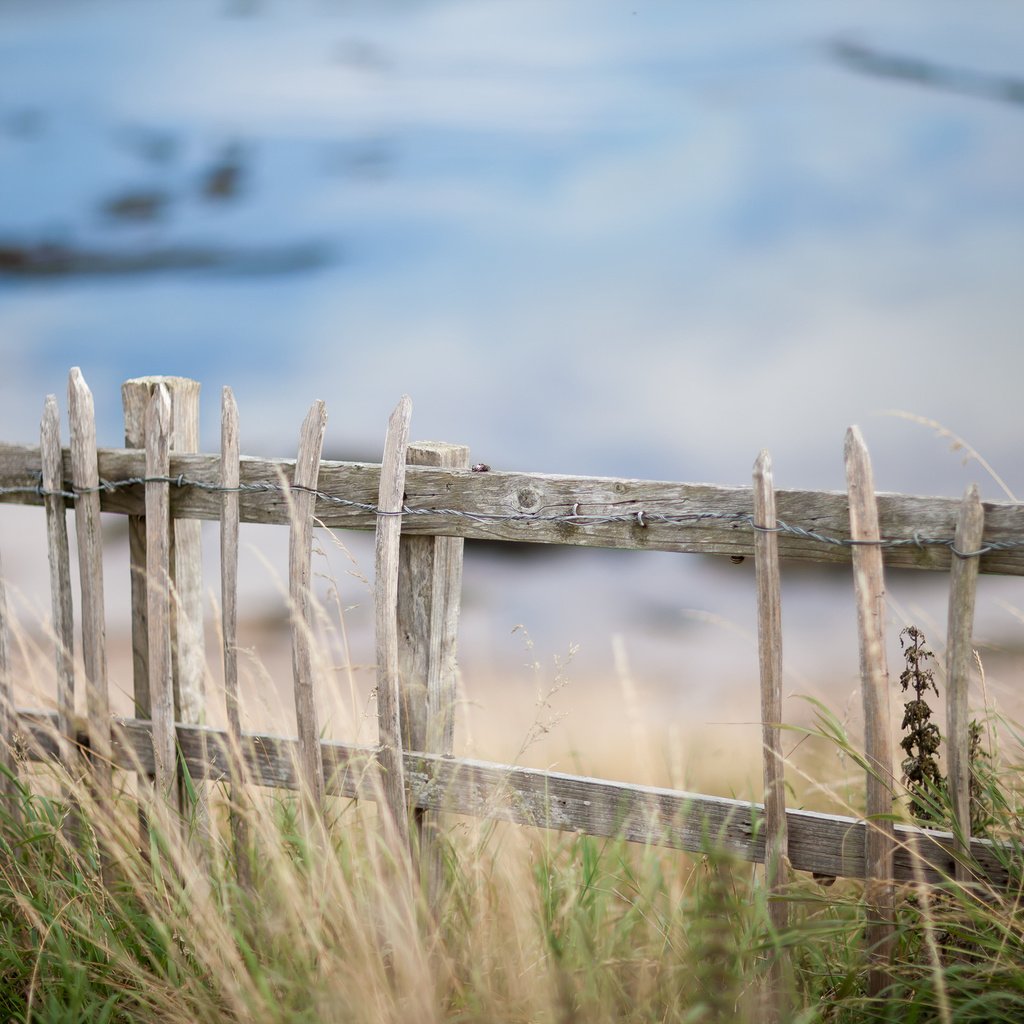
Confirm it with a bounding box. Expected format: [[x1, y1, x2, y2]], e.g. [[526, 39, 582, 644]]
[[0, 473, 1018, 560]]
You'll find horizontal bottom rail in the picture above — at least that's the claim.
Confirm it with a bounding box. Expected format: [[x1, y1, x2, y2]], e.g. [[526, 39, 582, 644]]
[[12, 709, 1017, 889]]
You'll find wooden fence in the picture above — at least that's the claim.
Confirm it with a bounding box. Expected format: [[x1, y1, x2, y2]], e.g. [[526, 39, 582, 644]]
[[1, 369, 1022, 1003]]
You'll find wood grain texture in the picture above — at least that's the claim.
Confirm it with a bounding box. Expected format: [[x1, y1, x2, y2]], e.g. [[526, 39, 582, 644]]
[[375, 397, 413, 849], [397, 441, 469, 898], [845, 427, 895, 993], [41, 396, 76, 772], [288, 400, 328, 809], [14, 709, 1015, 890], [2, 443, 1023, 572], [220, 387, 250, 887], [67, 368, 113, 805], [753, 451, 788, 941], [145, 386, 177, 802], [945, 485, 984, 883]]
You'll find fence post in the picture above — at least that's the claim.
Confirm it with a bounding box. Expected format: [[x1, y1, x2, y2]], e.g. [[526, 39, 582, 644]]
[[844, 426, 895, 998], [375, 397, 413, 852], [945, 485, 984, 883], [398, 441, 469, 902], [753, 450, 789, 1018], [288, 400, 328, 813]]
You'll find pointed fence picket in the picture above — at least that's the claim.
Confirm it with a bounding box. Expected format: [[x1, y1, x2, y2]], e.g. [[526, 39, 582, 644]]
[[0, 368, 1014, 985], [68, 369, 114, 818], [946, 486, 985, 884], [845, 426, 897, 994], [753, 450, 788, 1021], [219, 386, 250, 889], [288, 400, 329, 812]]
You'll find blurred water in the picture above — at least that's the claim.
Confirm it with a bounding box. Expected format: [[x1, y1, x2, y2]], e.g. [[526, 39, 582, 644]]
[[2, 0, 1023, 759]]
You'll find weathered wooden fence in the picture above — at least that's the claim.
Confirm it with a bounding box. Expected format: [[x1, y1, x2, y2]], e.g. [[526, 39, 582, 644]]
[[0, 369, 1021, 1005]]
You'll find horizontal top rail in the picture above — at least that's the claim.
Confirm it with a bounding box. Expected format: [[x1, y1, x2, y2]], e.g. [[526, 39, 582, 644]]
[[1, 442, 1023, 573]]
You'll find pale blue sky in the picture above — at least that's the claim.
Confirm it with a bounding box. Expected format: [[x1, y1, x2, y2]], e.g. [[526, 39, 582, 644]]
[[1, 0, 1021, 497]]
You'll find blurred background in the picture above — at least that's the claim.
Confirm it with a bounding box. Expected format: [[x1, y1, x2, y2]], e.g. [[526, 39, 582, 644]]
[[1, 0, 1022, 792]]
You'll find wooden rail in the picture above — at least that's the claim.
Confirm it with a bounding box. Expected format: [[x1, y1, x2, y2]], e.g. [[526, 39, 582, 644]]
[[1, 444, 1023, 572], [13, 711, 1016, 891]]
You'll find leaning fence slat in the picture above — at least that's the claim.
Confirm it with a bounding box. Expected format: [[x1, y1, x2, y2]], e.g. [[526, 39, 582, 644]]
[[220, 386, 250, 886], [68, 368, 113, 810], [398, 440, 469, 897], [945, 484, 984, 883], [375, 396, 413, 850], [844, 426, 895, 996], [753, 449, 789, 1014], [288, 400, 328, 810], [145, 386, 177, 804], [41, 396, 76, 775]]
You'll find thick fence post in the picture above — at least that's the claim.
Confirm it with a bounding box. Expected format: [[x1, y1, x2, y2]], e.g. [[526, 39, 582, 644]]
[[288, 400, 328, 813], [398, 441, 469, 902], [844, 426, 895, 998], [753, 450, 789, 1019], [946, 485, 984, 883], [375, 397, 413, 852]]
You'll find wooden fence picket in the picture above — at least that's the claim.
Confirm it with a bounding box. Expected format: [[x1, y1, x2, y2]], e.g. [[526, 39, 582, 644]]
[[40, 396, 76, 777], [844, 426, 895, 997], [220, 386, 250, 887], [375, 396, 413, 851], [68, 368, 114, 817], [288, 400, 328, 812], [753, 450, 789, 1017], [945, 485, 984, 882], [398, 440, 469, 900], [145, 385, 177, 805]]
